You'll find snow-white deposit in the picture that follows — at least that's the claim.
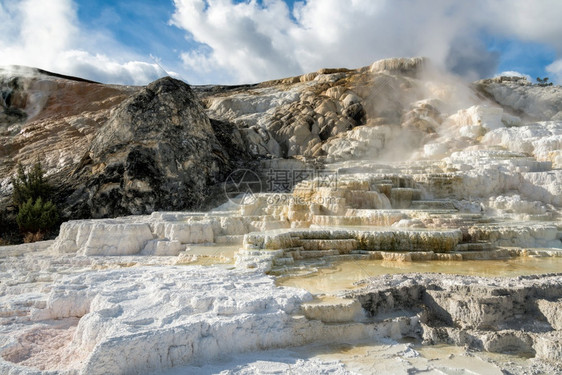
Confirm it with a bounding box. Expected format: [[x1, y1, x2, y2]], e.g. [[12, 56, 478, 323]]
[[0, 262, 335, 374], [482, 122, 562, 168]]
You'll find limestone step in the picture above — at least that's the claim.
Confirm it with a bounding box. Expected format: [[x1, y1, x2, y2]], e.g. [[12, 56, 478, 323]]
[[276, 247, 303, 260], [356, 229, 462, 252], [311, 215, 364, 226], [244, 215, 275, 221], [377, 179, 395, 185], [300, 250, 340, 259], [327, 254, 374, 261], [377, 251, 437, 261], [455, 249, 515, 260], [290, 221, 312, 229], [344, 190, 391, 210], [286, 249, 340, 260], [311, 212, 404, 227], [300, 239, 358, 253], [280, 246, 307, 252], [215, 235, 244, 244], [350, 250, 371, 255], [237, 249, 285, 257], [454, 242, 494, 252], [291, 230, 356, 240], [375, 183, 392, 198], [390, 188, 422, 209], [288, 203, 313, 210], [247, 228, 462, 252], [433, 252, 463, 261], [410, 200, 457, 210], [337, 180, 371, 191], [272, 257, 295, 266], [249, 220, 291, 231], [301, 297, 364, 323]]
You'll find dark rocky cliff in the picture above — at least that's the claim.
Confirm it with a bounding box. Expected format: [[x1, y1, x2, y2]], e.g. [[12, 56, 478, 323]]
[[0, 69, 248, 226], [69, 77, 239, 217]]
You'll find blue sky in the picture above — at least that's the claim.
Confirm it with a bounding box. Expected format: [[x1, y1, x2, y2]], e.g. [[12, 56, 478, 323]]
[[485, 37, 556, 81], [76, 0, 188, 70], [1, 0, 562, 85]]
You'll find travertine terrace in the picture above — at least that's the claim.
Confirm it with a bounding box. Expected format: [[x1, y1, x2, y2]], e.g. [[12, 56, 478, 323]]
[[1, 58, 562, 374]]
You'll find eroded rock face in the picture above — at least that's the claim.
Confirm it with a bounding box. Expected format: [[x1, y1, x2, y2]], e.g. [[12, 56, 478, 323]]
[[76, 77, 233, 217], [197, 58, 436, 161], [0, 69, 247, 220], [3, 59, 562, 222], [198, 58, 562, 173], [350, 273, 562, 363], [476, 76, 562, 121], [0, 68, 134, 215]]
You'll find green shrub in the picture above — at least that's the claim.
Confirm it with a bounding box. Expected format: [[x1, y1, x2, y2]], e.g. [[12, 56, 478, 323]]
[[536, 77, 554, 87], [16, 197, 59, 234], [11, 161, 59, 239], [11, 162, 52, 207], [0, 212, 7, 245]]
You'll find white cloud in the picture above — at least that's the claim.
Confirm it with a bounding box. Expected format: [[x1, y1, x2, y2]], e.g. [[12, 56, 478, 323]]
[[171, 0, 491, 84], [0, 0, 165, 85], [171, 0, 300, 83], [171, 0, 562, 84], [3, 0, 562, 86], [485, 0, 562, 52], [546, 59, 562, 84]]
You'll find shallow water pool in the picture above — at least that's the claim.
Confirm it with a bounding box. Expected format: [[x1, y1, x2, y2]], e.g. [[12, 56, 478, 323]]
[[277, 256, 562, 294]]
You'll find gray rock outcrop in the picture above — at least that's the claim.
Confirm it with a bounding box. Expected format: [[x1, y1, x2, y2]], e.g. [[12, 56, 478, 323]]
[[0, 69, 247, 221], [475, 76, 562, 121], [350, 273, 562, 364], [73, 77, 235, 217]]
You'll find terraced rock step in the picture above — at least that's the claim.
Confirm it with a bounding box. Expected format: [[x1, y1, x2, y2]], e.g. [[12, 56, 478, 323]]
[[300, 239, 358, 252], [244, 228, 462, 252], [238, 228, 466, 270], [454, 241, 494, 251], [347, 273, 562, 362], [49, 211, 291, 256], [311, 210, 405, 226], [390, 188, 422, 208], [302, 297, 364, 323], [410, 200, 457, 210]]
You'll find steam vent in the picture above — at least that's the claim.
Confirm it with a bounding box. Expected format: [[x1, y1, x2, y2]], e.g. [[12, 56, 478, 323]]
[[1, 58, 562, 374]]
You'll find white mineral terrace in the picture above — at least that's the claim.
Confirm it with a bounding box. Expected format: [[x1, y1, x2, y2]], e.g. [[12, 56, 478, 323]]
[[2, 160, 562, 374], [2, 119, 562, 374]]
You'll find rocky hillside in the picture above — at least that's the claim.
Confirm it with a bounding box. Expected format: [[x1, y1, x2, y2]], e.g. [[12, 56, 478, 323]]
[[1, 59, 561, 223], [0, 68, 249, 223], [1, 60, 562, 375]]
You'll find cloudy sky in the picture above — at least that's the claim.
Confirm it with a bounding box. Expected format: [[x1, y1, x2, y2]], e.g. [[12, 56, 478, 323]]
[[1, 0, 562, 85]]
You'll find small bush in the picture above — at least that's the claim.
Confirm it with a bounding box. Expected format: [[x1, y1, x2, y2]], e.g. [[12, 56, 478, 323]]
[[11, 162, 51, 207], [16, 197, 59, 236], [11, 161, 59, 240], [0, 210, 14, 245], [536, 77, 554, 87], [16, 198, 59, 233]]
